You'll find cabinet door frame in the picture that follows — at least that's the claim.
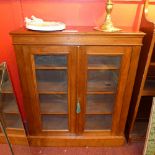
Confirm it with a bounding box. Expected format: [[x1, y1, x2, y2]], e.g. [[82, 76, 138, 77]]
[[77, 46, 132, 136], [21, 45, 77, 136]]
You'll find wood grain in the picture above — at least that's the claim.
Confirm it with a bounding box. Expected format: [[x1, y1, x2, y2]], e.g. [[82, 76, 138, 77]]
[[10, 26, 144, 146]]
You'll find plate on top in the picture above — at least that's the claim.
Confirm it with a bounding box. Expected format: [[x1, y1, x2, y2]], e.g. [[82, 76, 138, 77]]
[[26, 22, 66, 31]]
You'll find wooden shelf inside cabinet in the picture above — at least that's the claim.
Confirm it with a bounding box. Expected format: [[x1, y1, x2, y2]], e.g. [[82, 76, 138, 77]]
[[87, 92, 115, 95], [35, 66, 67, 70], [150, 62, 155, 67], [130, 119, 148, 141], [142, 77, 155, 96], [88, 66, 119, 70]]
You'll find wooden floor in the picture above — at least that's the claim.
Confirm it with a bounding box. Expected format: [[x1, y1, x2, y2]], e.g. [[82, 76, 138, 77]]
[[0, 142, 144, 155]]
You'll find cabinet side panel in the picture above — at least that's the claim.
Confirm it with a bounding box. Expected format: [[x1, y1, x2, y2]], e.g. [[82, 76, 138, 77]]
[[14, 45, 42, 135], [120, 46, 141, 135]]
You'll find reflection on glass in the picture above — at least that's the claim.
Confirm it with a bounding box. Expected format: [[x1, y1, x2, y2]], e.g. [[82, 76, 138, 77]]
[[0, 62, 29, 151]]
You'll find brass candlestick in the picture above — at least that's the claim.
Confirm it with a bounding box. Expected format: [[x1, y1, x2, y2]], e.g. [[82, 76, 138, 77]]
[[95, 0, 121, 32]]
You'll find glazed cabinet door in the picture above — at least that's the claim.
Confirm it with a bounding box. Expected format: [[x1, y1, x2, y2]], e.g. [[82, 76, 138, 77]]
[[20, 46, 77, 136], [77, 46, 132, 136]]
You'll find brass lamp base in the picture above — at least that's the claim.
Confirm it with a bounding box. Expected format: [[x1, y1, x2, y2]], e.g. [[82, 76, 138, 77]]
[[95, 0, 122, 32], [94, 25, 121, 32]]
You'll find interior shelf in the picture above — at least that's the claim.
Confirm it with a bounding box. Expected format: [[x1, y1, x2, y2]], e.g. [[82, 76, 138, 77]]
[[142, 78, 155, 96], [40, 94, 68, 114], [86, 95, 114, 114], [88, 66, 119, 70], [130, 119, 148, 141], [35, 66, 67, 70], [85, 115, 112, 130], [42, 115, 68, 130], [150, 62, 155, 66]]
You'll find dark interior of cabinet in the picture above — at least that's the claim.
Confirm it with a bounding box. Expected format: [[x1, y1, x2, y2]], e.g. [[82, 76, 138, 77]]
[[143, 46, 155, 96], [151, 46, 155, 62], [143, 77, 155, 96], [130, 96, 152, 140]]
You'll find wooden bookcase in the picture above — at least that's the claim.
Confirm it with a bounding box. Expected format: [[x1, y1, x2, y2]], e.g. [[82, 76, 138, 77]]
[[0, 62, 28, 145], [10, 27, 144, 146], [125, 1, 155, 142]]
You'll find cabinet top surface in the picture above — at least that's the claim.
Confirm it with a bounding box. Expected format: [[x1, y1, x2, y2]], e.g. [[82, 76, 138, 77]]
[[10, 26, 145, 36]]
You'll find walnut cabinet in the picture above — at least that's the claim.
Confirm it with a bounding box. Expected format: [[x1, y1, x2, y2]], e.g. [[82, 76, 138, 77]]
[[10, 27, 144, 146]]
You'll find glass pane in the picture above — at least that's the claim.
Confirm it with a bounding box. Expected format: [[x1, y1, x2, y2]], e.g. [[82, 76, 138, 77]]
[[36, 70, 67, 92], [42, 115, 68, 130], [88, 56, 121, 68], [85, 115, 112, 130], [40, 94, 68, 114], [35, 55, 67, 67], [88, 70, 119, 92], [1, 94, 18, 113], [0, 62, 30, 153], [86, 95, 115, 114], [1, 70, 12, 93], [2, 114, 23, 129]]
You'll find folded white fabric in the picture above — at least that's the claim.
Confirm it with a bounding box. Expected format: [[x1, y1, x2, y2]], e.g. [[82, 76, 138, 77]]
[[25, 16, 66, 31]]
